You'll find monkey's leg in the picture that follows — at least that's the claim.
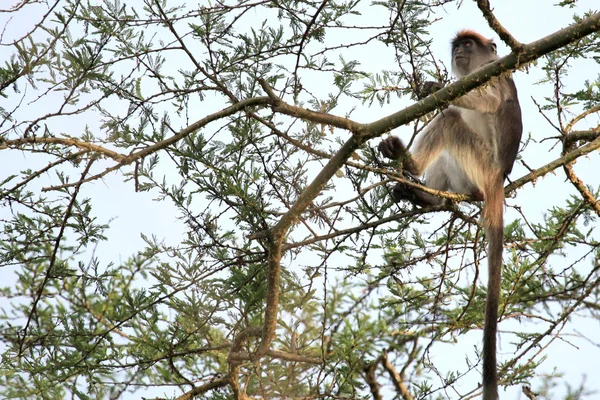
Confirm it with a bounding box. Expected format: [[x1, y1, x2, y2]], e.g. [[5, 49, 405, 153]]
[[391, 182, 441, 206], [391, 157, 449, 206]]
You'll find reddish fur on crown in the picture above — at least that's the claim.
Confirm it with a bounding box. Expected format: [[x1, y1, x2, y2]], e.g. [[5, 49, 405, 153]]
[[452, 29, 494, 47]]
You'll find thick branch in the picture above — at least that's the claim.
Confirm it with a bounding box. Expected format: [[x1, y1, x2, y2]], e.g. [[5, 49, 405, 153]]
[[382, 353, 414, 400], [254, 133, 367, 357], [364, 362, 382, 400], [566, 129, 600, 144], [563, 162, 600, 214]]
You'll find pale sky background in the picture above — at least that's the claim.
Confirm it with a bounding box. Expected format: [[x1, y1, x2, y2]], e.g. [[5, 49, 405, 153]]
[[1, 0, 599, 399]]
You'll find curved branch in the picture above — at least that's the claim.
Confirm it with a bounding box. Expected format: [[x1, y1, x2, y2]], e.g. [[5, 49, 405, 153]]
[[476, 0, 522, 51], [382, 353, 415, 400], [174, 376, 230, 400], [506, 134, 600, 193], [259, 78, 363, 133], [293, 0, 329, 82], [34, 96, 271, 191], [563, 163, 600, 215], [4, 136, 126, 161], [565, 128, 600, 144]]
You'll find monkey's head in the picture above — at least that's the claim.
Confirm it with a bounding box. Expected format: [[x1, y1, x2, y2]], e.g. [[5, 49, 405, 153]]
[[451, 30, 498, 78]]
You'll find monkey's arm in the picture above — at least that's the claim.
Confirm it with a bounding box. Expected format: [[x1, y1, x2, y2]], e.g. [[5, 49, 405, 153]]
[[451, 84, 502, 113], [422, 79, 502, 114]]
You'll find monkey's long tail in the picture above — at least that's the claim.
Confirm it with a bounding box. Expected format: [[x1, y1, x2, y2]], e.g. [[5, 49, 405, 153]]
[[482, 174, 505, 400]]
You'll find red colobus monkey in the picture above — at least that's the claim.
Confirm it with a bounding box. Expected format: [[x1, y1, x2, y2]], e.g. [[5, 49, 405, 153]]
[[379, 30, 522, 400]]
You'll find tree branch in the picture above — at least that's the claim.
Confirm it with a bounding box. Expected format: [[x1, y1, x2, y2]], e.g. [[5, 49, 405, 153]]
[[363, 361, 382, 400], [476, 0, 522, 51], [382, 353, 414, 400], [259, 78, 363, 133], [506, 134, 600, 193], [173, 376, 231, 400]]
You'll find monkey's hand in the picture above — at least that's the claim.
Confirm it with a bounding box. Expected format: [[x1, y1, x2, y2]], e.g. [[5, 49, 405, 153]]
[[378, 136, 406, 160], [378, 136, 420, 176], [419, 81, 444, 99]]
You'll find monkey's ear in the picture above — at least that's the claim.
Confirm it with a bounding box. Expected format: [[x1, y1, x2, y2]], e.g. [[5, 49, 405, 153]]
[[490, 42, 497, 54]]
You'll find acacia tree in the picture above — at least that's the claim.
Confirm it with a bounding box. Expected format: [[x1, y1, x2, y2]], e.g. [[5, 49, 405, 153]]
[[1, 1, 600, 399]]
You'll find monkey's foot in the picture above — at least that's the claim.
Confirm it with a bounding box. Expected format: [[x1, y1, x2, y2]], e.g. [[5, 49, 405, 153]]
[[472, 189, 484, 201], [391, 182, 440, 207]]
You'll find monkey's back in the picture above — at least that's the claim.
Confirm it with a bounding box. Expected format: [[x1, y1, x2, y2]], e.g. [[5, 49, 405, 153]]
[[495, 77, 523, 177]]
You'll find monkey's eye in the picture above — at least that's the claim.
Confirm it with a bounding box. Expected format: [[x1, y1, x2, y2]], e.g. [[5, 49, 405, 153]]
[[464, 41, 473, 48]]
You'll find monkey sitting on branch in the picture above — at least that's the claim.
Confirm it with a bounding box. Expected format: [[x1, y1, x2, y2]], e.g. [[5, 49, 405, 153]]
[[379, 30, 522, 400]]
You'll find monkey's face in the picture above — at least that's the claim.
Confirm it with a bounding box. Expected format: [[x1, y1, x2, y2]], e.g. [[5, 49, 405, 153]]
[[452, 39, 475, 70], [452, 39, 497, 78]]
